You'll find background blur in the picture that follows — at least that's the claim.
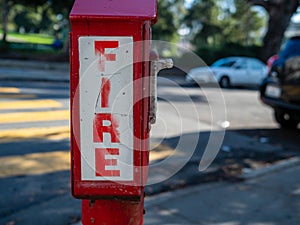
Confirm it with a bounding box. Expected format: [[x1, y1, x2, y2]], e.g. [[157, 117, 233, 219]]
[[0, 0, 299, 64]]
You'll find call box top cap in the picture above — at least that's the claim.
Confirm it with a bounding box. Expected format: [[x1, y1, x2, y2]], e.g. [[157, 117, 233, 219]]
[[70, 0, 157, 22]]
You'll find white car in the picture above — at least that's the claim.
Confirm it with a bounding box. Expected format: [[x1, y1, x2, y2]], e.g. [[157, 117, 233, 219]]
[[186, 57, 268, 88]]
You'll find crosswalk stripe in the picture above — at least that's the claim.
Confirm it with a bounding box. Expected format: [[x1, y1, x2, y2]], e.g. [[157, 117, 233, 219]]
[[0, 88, 72, 177], [0, 99, 63, 110], [0, 150, 70, 178], [0, 110, 69, 123], [0, 126, 70, 143], [0, 87, 20, 93]]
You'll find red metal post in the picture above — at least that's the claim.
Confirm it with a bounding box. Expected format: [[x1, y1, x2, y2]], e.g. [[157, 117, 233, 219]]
[[81, 198, 144, 225]]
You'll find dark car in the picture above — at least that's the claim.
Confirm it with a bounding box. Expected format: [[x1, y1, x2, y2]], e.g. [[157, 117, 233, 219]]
[[260, 36, 300, 129]]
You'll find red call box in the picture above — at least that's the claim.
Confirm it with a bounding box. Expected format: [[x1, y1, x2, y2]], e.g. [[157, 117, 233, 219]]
[[70, 0, 157, 199]]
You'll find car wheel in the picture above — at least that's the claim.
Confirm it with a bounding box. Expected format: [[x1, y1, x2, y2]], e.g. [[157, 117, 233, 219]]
[[219, 76, 231, 88], [274, 109, 298, 129]]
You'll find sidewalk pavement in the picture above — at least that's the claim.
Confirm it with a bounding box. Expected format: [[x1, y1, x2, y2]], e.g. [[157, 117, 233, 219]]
[[0, 59, 69, 82], [143, 159, 300, 224]]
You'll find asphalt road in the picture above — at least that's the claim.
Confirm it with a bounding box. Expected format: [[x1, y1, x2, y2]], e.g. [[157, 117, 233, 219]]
[[0, 75, 299, 225]]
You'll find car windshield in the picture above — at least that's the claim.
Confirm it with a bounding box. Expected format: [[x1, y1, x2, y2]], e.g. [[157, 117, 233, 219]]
[[211, 58, 236, 68]]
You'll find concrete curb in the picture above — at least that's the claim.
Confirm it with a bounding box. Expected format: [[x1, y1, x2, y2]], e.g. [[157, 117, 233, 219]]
[[239, 156, 300, 179]]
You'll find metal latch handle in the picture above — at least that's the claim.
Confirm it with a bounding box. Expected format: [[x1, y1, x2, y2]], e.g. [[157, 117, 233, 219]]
[[150, 58, 173, 124]]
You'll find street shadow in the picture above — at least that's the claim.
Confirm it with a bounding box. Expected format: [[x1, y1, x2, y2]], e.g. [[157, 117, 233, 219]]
[[158, 94, 208, 103], [1, 81, 70, 99], [0, 170, 81, 225], [0, 139, 70, 157], [230, 85, 260, 91]]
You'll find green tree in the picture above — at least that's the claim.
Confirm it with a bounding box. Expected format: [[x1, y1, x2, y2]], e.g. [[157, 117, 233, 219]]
[[185, 0, 264, 47], [50, 0, 74, 17], [221, 0, 265, 45], [152, 0, 185, 42], [1, 0, 74, 42], [185, 0, 222, 47], [183, 0, 266, 63]]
